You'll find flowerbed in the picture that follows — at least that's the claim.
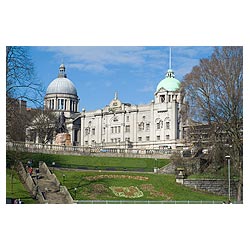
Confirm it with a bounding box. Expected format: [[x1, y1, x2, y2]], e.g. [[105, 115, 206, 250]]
[[140, 184, 173, 200], [85, 174, 149, 181], [109, 186, 144, 198]]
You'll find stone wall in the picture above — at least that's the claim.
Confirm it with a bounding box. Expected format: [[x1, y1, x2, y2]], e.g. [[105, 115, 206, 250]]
[[182, 179, 238, 198], [7, 141, 173, 159], [15, 162, 47, 203], [15, 161, 73, 204]]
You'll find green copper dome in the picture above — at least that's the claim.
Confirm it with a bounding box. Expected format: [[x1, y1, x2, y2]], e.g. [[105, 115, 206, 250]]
[[156, 69, 180, 92]]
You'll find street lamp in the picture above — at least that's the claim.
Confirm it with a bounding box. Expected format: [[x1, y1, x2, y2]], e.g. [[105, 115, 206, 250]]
[[52, 162, 55, 173], [74, 187, 77, 200], [225, 155, 231, 202]]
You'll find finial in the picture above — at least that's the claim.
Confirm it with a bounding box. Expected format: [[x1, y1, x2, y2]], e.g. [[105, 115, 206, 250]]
[[114, 91, 118, 100], [58, 64, 67, 78]]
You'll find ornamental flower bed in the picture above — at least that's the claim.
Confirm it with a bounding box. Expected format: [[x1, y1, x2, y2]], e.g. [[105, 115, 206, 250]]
[[85, 174, 148, 181], [109, 186, 144, 198]]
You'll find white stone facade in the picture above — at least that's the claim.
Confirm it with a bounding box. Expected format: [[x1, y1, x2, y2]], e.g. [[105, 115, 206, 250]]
[[28, 64, 187, 149], [73, 87, 185, 149]]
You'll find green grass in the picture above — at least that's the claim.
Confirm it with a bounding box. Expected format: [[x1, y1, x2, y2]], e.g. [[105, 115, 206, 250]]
[[6, 168, 38, 204], [54, 169, 227, 202], [6, 151, 169, 172]]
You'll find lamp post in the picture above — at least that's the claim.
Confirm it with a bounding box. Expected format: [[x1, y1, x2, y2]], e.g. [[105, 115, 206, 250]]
[[74, 187, 77, 200], [225, 155, 231, 202], [52, 162, 55, 173]]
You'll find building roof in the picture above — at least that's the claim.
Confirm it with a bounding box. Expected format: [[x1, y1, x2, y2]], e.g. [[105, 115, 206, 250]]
[[46, 65, 77, 96], [156, 69, 181, 92]]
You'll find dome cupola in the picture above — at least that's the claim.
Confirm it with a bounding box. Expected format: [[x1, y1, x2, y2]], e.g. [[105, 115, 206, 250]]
[[156, 69, 181, 92], [46, 64, 77, 96], [44, 64, 79, 113]]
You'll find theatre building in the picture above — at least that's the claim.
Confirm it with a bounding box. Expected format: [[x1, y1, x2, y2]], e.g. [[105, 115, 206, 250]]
[[32, 62, 188, 149]]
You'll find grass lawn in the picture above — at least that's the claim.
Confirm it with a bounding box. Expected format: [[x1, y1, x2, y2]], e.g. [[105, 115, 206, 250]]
[[7, 151, 169, 172], [54, 169, 227, 202], [6, 168, 38, 204]]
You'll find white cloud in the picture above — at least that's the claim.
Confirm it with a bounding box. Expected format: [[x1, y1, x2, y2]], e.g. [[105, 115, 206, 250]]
[[38, 46, 215, 79], [138, 84, 155, 93]]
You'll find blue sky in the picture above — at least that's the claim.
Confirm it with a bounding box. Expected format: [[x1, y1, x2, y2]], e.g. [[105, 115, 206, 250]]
[[29, 46, 214, 111]]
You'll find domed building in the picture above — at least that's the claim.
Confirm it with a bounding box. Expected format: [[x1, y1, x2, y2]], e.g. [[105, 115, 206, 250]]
[[28, 52, 187, 149], [44, 64, 79, 116], [77, 60, 187, 149]]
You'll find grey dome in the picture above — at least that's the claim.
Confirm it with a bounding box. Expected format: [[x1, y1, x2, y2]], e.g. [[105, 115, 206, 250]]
[[46, 77, 77, 95], [46, 64, 77, 96]]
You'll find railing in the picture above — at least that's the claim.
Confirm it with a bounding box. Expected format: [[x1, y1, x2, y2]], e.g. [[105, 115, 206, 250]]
[[74, 200, 242, 204], [6, 140, 177, 158]]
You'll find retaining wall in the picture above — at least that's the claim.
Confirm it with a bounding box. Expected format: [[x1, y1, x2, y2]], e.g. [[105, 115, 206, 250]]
[[183, 179, 238, 198]]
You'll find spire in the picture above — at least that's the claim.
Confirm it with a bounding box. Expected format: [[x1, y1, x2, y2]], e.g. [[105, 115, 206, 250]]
[[169, 47, 172, 69], [114, 91, 118, 100], [166, 47, 175, 78]]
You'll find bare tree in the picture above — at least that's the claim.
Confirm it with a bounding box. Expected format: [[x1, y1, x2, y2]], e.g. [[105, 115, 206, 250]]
[[27, 108, 57, 144], [182, 46, 243, 201], [6, 46, 44, 141]]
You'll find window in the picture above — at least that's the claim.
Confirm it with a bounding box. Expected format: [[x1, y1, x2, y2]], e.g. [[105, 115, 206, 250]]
[[70, 100, 72, 111], [126, 116, 129, 122], [92, 128, 95, 135], [103, 127, 105, 134], [160, 95, 165, 103], [146, 123, 150, 131], [157, 135, 160, 141], [166, 135, 170, 140], [85, 141, 88, 145], [111, 127, 114, 133], [138, 122, 144, 131], [125, 125, 130, 132], [156, 120, 163, 129], [146, 136, 150, 141], [118, 126, 121, 133], [60, 99, 64, 110], [166, 122, 170, 130], [138, 137, 142, 141], [85, 128, 90, 135]]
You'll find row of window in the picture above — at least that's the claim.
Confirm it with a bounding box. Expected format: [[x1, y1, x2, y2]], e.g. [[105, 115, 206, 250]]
[[85, 122, 170, 136], [84, 135, 170, 144], [159, 94, 178, 103], [48, 98, 77, 112]]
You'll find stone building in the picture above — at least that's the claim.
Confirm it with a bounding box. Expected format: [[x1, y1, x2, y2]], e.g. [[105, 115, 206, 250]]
[[28, 61, 188, 149]]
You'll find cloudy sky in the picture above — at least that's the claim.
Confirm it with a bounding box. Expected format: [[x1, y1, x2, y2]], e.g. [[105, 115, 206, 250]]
[[29, 46, 214, 110]]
